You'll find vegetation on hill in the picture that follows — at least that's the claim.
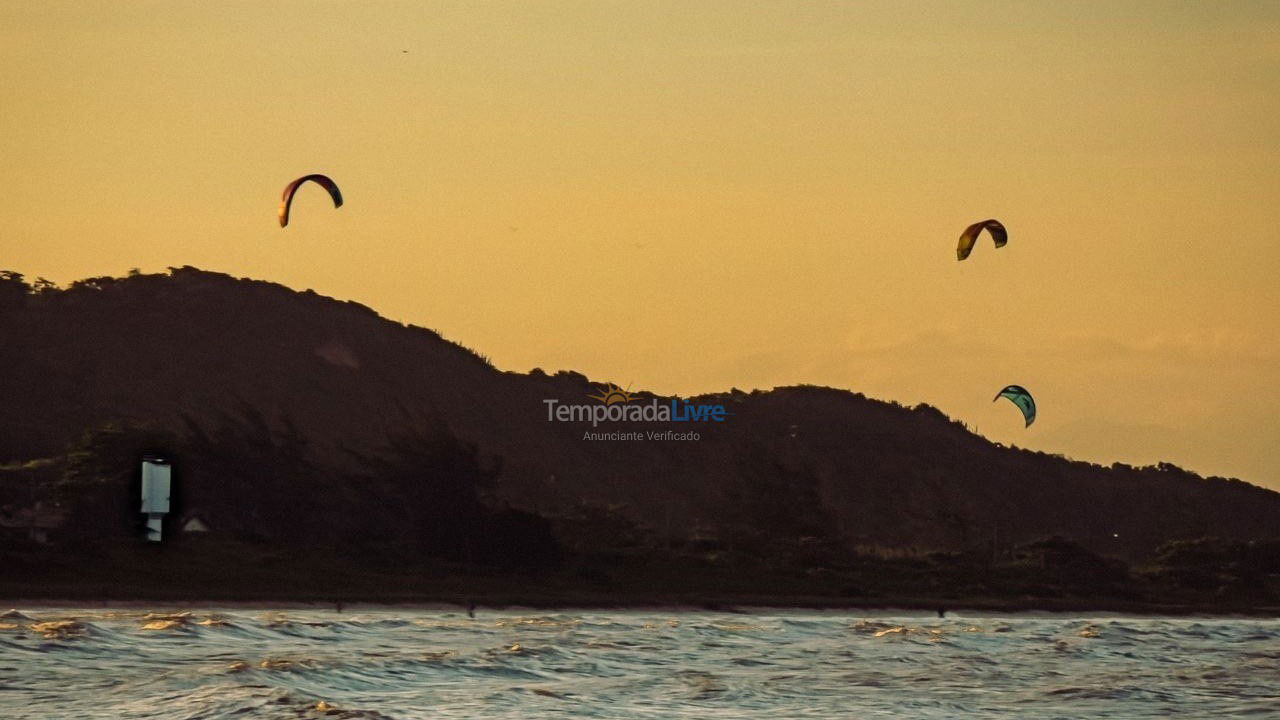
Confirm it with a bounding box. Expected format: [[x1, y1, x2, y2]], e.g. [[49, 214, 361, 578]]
[[1, 268, 1277, 609]]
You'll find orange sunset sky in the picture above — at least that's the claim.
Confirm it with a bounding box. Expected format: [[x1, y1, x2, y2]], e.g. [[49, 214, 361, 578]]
[[2, 2, 1277, 488]]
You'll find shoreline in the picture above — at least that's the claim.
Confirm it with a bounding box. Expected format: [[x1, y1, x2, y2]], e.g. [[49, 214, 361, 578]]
[[4, 591, 1277, 618]]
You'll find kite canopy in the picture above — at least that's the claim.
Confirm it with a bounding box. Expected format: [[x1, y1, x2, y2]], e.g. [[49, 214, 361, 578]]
[[993, 384, 1036, 427], [956, 219, 1007, 261], [279, 174, 343, 227]]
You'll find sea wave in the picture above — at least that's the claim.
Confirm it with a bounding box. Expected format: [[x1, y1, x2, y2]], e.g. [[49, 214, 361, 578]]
[[0, 608, 1276, 718]]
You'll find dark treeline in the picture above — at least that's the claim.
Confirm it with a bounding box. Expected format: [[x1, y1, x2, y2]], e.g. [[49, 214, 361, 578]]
[[16, 411, 558, 566]]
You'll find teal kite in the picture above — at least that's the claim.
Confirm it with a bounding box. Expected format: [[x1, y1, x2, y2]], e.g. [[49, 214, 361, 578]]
[[993, 385, 1035, 427]]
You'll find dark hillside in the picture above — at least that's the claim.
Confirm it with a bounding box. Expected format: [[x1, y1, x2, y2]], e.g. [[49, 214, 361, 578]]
[[1, 267, 1277, 605]]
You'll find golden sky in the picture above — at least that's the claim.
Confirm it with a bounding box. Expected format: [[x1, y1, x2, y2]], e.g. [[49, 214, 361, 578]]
[[3, 1, 1278, 488]]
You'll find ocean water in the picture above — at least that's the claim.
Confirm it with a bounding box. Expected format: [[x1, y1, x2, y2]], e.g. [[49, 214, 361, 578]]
[[1, 608, 1277, 719]]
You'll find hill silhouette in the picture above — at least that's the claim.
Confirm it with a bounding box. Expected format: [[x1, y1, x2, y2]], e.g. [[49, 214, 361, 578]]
[[1, 267, 1277, 608]]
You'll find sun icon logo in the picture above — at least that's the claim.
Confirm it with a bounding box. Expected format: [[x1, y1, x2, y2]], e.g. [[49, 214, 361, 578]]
[[587, 382, 634, 405]]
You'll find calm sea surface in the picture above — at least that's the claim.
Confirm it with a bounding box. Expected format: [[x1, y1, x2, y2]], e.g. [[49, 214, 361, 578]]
[[1, 607, 1277, 719]]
